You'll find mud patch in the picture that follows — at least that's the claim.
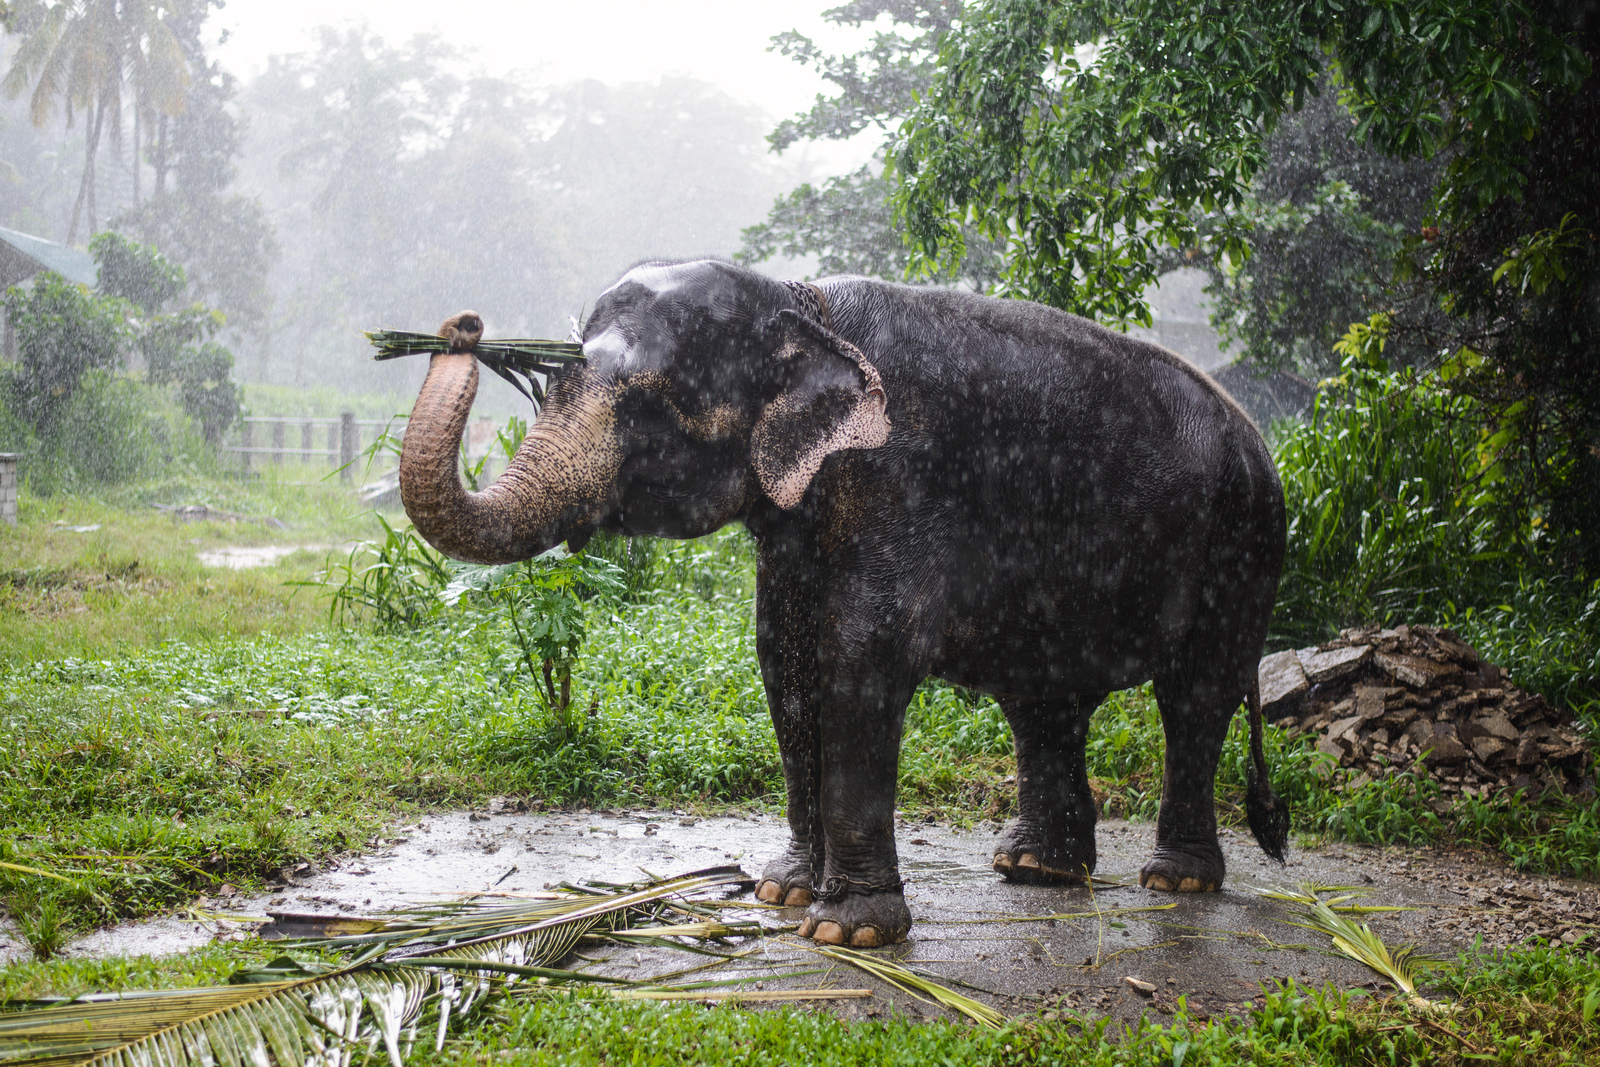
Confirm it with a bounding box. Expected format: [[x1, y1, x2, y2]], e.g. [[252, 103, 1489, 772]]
[[20, 814, 1595, 1024]]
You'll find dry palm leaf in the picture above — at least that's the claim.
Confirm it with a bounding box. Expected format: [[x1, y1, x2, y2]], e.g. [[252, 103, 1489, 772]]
[[1267, 885, 1447, 1011], [366, 329, 582, 406], [0, 859, 73, 883], [803, 944, 1008, 1030], [1253, 883, 1409, 914], [0, 867, 753, 1067]]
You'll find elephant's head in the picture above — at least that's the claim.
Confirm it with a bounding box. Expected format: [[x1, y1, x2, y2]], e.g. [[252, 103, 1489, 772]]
[[398, 260, 891, 564]]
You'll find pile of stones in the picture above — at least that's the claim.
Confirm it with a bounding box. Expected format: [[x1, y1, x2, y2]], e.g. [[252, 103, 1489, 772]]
[[1257, 624, 1595, 801]]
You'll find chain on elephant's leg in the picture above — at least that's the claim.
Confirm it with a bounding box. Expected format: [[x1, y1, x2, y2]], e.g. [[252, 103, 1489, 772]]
[[794, 675, 915, 947]]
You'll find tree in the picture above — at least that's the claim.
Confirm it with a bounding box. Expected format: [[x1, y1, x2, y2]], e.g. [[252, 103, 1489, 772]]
[[92, 230, 239, 444], [109, 0, 276, 339], [737, 1, 1001, 287], [238, 28, 786, 392], [238, 28, 562, 387], [1193, 80, 1440, 376], [1, 268, 126, 431], [2, 0, 191, 245], [894, 0, 1598, 570]]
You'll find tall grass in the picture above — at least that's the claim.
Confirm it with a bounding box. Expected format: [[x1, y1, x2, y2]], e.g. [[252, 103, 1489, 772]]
[[1270, 365, 1497, 646]]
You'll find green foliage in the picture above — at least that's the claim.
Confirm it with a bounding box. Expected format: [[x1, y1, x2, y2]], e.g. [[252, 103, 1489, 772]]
[[92, 230, 242, 446], [1440, 575, 1600, 716], [1268, 345, 1600, 713], [894, 0, 1587, 318], [895, 0, 1600, 569], [317, 516, 455, 631], [0, 365, 213, 497], [105, 3, 279, 336], [1270, 353, 1492, 647], [444, 550, 626, 732], [739, 165, 923, 280], [739, 3, 1003, 287], [1, 271, 129, 432], [1492, 212, 1591, 298], [1194, 85, 1440, 376], [92, 231, 186, 311], [1, 942, 1597, 1066], [404, 965, 1600, 1067]]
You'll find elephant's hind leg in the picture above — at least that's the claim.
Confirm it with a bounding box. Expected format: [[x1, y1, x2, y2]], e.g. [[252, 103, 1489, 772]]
[[993, 693, 1107, 885], [1139, 671, 1241, 893]]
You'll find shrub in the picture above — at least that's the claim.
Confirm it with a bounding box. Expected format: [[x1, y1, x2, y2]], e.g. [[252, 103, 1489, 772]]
[[1270, 339, 1598, 712]]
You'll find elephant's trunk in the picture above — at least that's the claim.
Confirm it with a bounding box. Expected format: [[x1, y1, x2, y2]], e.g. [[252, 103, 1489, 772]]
[[399, 347, 619, 565]]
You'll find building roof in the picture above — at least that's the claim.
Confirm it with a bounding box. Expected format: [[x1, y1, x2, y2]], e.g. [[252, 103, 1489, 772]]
[[0, 225, 98, 289]]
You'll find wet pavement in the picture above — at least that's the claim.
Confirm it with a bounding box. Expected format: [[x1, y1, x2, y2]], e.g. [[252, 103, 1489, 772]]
[[13, 810, 1587, 1025]]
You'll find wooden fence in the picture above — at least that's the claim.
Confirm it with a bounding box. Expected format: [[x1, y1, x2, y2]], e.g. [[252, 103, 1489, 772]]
[[224, 414, 405, 482]]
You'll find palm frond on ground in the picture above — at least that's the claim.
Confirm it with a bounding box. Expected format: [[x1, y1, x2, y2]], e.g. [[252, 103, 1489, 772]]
[[1265, 884, 1447, 1010], [0, 867, 753, 1067]]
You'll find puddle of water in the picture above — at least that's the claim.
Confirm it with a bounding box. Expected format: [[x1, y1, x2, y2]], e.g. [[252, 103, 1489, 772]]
[[198, 545, 338, 569]]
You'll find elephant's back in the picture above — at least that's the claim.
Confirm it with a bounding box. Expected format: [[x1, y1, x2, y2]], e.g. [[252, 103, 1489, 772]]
[[816, 278, 1283, 691], [821, 278, 1270, 500]]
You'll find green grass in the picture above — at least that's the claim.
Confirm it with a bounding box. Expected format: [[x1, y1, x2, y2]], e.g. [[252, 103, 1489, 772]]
[[2, 937, 1596, 1066], [3, 488, 1598, 946], [3, 481, 1600, 1064], [0, 467, 395, 663]]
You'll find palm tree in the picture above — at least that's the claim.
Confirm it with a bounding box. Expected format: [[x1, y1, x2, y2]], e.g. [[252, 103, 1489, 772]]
[[3, 0, 190, 245]]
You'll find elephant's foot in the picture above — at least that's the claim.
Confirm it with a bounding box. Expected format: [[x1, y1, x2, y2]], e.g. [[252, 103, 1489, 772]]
[[992, 823, 1094, 884], [797, 892, 911, 947], [754, 844, 818, 907], [1138, 845, 1225, 893]]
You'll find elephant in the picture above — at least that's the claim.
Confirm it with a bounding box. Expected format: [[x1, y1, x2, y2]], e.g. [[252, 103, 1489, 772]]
[[397, 258, 1290, 948]]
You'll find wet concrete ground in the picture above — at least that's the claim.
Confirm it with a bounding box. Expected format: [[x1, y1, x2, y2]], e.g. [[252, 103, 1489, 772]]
[[14, 810, 1585, 1025]]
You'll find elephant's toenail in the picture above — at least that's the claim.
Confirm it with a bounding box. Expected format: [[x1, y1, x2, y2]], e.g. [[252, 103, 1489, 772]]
[[1177, 877, 1205, 892], [1017, 853, 1041, 870], [1144, 874, 1175, 892], [850, 925, 886, 948], [993, 853, 1014, 874], [783, 886, 814, 906], [811, 921, 845, 944], [797, 917, 817, 938], [755, 880, 781, 904]]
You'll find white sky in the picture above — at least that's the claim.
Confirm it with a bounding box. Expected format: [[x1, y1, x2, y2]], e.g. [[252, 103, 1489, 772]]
[[209, 0, 883, 172]]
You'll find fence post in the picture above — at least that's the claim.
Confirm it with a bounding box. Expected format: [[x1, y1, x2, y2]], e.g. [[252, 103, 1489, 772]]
[[271, 420, 285, 466], [0, 453, 18, 526], [241, 421, 253, 474], [340, 411, 357, 483], [301, 421, 313, 461]]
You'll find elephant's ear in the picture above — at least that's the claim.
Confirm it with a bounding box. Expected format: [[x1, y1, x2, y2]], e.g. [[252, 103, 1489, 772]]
[[752, 309, 891, 510]]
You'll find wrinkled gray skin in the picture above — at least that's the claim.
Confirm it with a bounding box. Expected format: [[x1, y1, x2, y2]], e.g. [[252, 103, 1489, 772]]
[[399, 259, 1286, 947]]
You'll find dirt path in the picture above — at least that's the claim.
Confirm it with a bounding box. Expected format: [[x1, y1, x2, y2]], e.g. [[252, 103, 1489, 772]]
[[18, 812, 1597, 1024]]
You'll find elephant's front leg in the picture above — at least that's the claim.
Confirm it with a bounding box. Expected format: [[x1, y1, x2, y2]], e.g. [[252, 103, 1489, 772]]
[[754, 688, 823, 907], [796, 671, 915, 947], [752, 566, 824, 908]]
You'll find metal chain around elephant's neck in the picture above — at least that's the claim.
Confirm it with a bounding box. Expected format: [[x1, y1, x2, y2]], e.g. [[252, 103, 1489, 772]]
[[782, 280, 834, 330]]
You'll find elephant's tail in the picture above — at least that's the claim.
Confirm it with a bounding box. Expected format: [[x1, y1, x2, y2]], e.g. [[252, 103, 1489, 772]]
[[1244, 675, 1291, 863]]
